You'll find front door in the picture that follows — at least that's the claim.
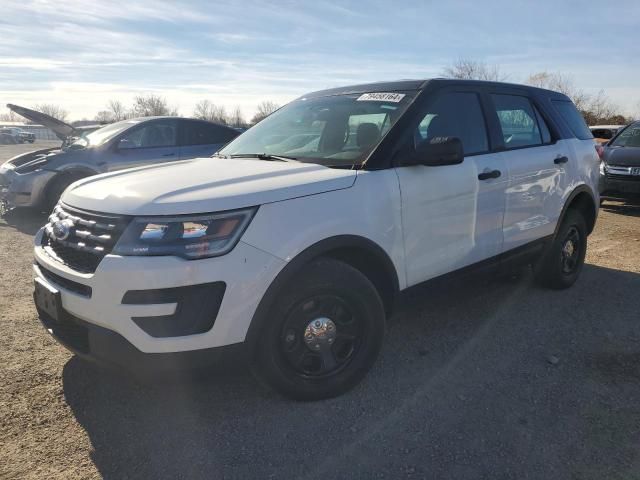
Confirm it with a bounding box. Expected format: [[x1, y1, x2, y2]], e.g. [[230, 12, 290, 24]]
[[106, 119, 179, 171]]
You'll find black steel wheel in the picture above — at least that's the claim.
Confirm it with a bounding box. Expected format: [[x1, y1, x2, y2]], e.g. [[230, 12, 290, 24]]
[[251, 258, 385, 400], [535, 210, 587, 289]]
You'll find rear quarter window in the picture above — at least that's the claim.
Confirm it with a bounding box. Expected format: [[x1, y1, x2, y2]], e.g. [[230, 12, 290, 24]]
[[552, 100, 593, 140]]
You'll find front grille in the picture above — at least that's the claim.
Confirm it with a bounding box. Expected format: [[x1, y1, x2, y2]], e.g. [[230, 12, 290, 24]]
[[35, 262, 92, 297], [42, 204, 130, 273], [606, 172, 640, 182]]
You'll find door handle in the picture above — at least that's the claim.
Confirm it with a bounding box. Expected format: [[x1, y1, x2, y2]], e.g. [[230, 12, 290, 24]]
[[554, 156, 569, 164], [478, 169, 501, 180], [162, 153, 176, 157]]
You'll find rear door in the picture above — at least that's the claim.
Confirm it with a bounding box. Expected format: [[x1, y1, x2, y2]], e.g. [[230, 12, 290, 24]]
[[395, 89, 508, 285], [488, 93, 568, 251], [105, 119, 179, 171], [179, 120, 239, 159]]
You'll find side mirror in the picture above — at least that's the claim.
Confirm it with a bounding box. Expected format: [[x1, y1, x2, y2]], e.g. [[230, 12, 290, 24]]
[[402, 136, 464, 167]]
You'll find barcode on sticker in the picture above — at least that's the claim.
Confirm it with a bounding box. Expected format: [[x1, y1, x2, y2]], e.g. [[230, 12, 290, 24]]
[[357, 92, 406, 103]]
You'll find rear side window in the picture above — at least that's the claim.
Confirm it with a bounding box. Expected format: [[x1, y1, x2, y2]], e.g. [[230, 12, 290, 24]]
[[183, 121, 237, 146], [491, 94, 546, 149], [416, 92, 488, 156], [552, 100, 593, 140]]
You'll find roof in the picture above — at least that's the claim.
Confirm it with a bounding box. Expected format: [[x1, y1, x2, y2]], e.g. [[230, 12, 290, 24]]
[[299, 78, 571, 101]]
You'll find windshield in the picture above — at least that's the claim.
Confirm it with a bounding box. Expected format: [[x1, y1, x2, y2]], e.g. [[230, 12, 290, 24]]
[[610, 124, 640, 147], [219, 91, 416, 166], [71, 119, 142, 148]]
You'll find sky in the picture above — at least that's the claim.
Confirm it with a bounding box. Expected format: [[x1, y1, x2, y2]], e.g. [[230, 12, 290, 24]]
[[1, 0, 639, 122]]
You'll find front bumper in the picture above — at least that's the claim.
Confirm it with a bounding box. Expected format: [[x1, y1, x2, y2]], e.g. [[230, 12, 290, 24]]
[[0, 166, 55, 211], [599, 169, 640, 199], [36, 304, 247, 372], [33, 229, 286, 357]]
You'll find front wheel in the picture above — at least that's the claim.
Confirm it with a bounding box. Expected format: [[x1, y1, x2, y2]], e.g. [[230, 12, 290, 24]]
[[535, 210, 587, 289], [250, 258, 386, 401], [42, 172, 87, 213]]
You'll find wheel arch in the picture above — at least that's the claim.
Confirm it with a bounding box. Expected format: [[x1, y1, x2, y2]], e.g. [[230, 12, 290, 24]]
[[556, 184, 597, 236], [245, 235, 400, 352], [42, 167, 98, 209]]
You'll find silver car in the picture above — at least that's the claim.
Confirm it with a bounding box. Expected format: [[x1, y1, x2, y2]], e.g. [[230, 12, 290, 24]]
[[0, 105, 239, 214]]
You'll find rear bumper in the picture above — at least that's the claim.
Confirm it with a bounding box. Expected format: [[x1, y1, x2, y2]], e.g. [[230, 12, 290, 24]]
[[36, 304, 246, 372]]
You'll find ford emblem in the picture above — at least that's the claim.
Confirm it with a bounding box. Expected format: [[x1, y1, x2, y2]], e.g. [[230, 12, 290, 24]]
[[52, 219, 74, 241]]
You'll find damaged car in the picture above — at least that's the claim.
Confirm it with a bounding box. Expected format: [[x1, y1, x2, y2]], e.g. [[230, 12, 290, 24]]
[[0, 104, 240, 215]]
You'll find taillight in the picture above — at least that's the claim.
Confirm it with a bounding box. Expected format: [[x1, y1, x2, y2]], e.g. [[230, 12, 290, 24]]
[[595, 144, 604, 159]]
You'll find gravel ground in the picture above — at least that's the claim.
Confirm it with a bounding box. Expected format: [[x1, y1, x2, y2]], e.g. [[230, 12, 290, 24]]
[[1, 143, 639, 479]]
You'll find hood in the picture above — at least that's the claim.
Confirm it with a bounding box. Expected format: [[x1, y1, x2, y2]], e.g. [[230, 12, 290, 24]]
[[603, 146, 640, 167], [7, 103, 75, 141], [4, 147, 61, 170], [62, 157, 357, 216]]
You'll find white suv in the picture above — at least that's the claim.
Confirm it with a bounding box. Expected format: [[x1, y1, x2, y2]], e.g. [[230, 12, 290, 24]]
[[33, 79, 600, 400]]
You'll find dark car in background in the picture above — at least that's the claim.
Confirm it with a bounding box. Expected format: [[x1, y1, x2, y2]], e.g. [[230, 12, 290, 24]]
[[0, 112, 240, 214], [0, 127, 35, 143], [599, 121, 640, 202]]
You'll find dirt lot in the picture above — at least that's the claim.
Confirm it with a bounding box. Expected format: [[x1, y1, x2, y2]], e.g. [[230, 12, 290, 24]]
[[1, 142, 639, 479]]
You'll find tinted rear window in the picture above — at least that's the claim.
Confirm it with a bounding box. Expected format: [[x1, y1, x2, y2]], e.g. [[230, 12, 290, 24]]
[[552, 100, 592, 140]]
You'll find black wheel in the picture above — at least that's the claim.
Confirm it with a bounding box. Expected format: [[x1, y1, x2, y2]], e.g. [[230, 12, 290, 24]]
[[251, 258, 385, 400], [42, 172, 87, 213], [535, 210, 587, 289]]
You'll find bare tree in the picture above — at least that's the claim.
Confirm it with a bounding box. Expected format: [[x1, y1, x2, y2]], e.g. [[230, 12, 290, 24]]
[[193, 100, 228, 124], [525, 71, 590, 111], [33, 104, 69, 123], [108, 100, 129, 121], [94, 110, 114, 123], [229, 105, 245, 128], [131, 94, 178, 117], [251, 101, 279, 124], [0, 109, 20, 122], [442, 59, 508, 82]]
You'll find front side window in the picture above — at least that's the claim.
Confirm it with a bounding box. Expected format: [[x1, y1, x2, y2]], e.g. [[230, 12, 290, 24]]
[[610, 123, 640, 147], [218, 91, 416, 166], [415, 92, 488, 155], [118, 121, 177, 149], [492, 94, 544, 149]]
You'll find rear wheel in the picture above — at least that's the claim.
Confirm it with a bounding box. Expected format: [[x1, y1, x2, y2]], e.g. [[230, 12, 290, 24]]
[[535, 210, 587, 289], [251, 258, 385, 400]]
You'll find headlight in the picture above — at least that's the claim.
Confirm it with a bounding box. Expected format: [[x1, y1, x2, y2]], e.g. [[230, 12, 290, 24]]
[[113, 207, 256, 259], [599, 161, 606, 175]]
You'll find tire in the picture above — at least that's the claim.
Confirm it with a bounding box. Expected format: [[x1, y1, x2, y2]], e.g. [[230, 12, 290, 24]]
[[42, 172, 87, 213], [250, 257, 386, 401], [534, 210, 587, 290]]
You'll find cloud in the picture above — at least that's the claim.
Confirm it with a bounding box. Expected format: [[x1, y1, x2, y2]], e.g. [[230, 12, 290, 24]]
[[2, 0, 639, 119]]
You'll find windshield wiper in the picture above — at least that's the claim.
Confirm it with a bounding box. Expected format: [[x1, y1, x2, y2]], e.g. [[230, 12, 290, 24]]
[[228, 153, 299, 162]]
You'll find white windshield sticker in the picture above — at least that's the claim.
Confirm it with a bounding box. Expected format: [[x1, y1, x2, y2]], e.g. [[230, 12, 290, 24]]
[[357, 92, 406, 103]]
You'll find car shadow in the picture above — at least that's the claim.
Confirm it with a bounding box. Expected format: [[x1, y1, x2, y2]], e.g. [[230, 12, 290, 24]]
[[601, 200, 640, 217], [0, 207, 47, 235], [62, 263, 640, 479]]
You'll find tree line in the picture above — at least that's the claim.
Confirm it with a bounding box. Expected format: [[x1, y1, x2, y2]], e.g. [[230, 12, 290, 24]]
[[2, 61, 637, 127], [93, 96, 279, 127], [0, 95, 280, 127]]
